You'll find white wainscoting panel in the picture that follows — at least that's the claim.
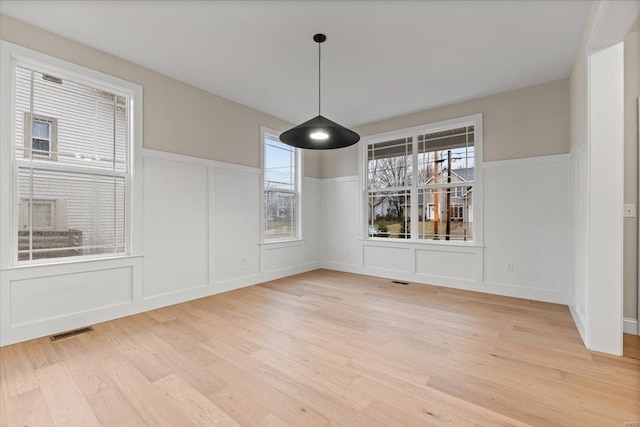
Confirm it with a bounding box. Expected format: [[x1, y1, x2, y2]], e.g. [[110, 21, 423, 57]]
[[264, 243, 303, 273], [302, 177, 320, 266], [362, 245, 411, 274], [0, 256, 143, 346], [213, 166, 262, 285], [10, 267, 132, 326], [415, 247, 478, 282], [143, 157, 209, 297], [483, 155, 569, 301], [321, 177, 361, 267]]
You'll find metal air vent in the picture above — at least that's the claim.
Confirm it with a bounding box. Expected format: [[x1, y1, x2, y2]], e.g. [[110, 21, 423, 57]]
[[50, 326, 93, 341]]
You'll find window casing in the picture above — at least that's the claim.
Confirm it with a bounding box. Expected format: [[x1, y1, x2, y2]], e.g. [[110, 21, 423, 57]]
[[363, 115, 482, 243], [11, 61, 132, 263], [262, 128, 301, 241]]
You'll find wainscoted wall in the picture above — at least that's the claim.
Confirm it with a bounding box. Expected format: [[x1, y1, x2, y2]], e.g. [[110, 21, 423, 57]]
[[0, 149, 320, 346], [321, 154, 570, 304], [0, 150, 575, 346]]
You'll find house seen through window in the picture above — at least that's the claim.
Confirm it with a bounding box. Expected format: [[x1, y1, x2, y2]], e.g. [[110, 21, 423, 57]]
[[366, 122, 476, 241], [14, 64, 130, 262], [263, 132, 299, 241]]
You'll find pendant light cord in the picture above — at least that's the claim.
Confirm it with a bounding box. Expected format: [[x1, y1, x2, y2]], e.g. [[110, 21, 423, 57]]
[[318, 40, 321, 116]]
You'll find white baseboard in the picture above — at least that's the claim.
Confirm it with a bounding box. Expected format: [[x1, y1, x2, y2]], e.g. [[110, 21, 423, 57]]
[[623, 317, 638, 335], [321, 261, 566, 305], [569, 305, 587, 345]]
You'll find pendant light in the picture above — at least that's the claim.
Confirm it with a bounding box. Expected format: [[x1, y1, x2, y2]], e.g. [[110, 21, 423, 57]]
[[280, 34, 360, 150]]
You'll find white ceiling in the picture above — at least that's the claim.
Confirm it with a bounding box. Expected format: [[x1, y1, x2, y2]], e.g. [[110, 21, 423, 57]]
[[0, 1, 591, 127]]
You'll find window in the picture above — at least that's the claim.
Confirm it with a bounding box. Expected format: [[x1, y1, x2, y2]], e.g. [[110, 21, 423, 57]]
[[19, 199, 62, 231], [262, 129, 300, 241], [24, 114, 58, 160], [12, 62, 131, 262], [364, 115, 481, 242]]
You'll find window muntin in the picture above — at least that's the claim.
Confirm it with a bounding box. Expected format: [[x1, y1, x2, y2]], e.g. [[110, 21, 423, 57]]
[[263, 135, 299, 241], [366, 123, 476, 242], [13, 64, 130, 262]]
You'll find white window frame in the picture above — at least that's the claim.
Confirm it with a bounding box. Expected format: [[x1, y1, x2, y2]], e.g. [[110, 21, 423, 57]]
[[0, 40, 143, 268], [359, 113, 483, 246], [260, 126, 302, 243]]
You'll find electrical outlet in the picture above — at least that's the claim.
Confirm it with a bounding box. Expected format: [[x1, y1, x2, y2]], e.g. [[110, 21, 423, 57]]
[[505, 261, 513, 271], [624, 204, 636, 218], [346, 248, 351, 255], [241, 256, 247, 265]]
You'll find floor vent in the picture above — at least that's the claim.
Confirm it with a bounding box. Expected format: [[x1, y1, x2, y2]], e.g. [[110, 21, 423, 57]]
[[50, 326, 94, 341], [391, 280, 410, 285]]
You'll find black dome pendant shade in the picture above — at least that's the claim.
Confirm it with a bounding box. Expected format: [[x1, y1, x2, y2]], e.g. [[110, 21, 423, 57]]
[[279, 115, 360, 150], [280, 34, 360, 150]]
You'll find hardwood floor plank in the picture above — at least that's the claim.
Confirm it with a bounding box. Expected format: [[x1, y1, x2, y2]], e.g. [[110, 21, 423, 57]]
[[251, 348, 373, 412], [209, 385, 271, 426], [35, 362, 101, 427], [364, 398, 445, 427], [623, 333, 640, 360], [1, 388, 54, 427], [253, 413, 293, 427], [207, 360, 330, 427], [154, 373, 240, 426], [59, 345, 114, 396], [0, 344, 38, 399], [80, 334, 197, 427], [22, 338, 63, 370], [84, 386, 147, 427]]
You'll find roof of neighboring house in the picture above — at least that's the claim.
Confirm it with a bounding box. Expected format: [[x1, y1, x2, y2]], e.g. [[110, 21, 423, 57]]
[[425, 167, 475, 185], [451, 167, 474, 182]]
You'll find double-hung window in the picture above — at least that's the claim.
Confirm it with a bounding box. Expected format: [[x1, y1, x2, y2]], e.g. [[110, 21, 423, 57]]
[[364, 115, 481, 242], [262, 128, 300, 241], [11, 60, 132, 262]]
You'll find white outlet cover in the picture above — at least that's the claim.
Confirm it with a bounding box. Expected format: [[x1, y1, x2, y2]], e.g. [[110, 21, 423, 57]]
[[624, 204, 636, 218]]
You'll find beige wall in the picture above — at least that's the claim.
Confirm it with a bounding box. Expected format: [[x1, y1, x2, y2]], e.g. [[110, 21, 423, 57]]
[[321, 78, 570, 178], [0, 14, 321, 177], [624, 17, 640, 320]]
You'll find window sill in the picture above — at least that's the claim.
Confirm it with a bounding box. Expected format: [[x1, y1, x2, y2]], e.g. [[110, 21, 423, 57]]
[[358, 237, 484, 249], [3, 253, 144, 271], [259, 239, 304, 248]]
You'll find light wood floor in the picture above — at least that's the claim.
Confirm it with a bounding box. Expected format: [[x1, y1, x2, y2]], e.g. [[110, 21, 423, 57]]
[[1, 269, 639, 426]]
